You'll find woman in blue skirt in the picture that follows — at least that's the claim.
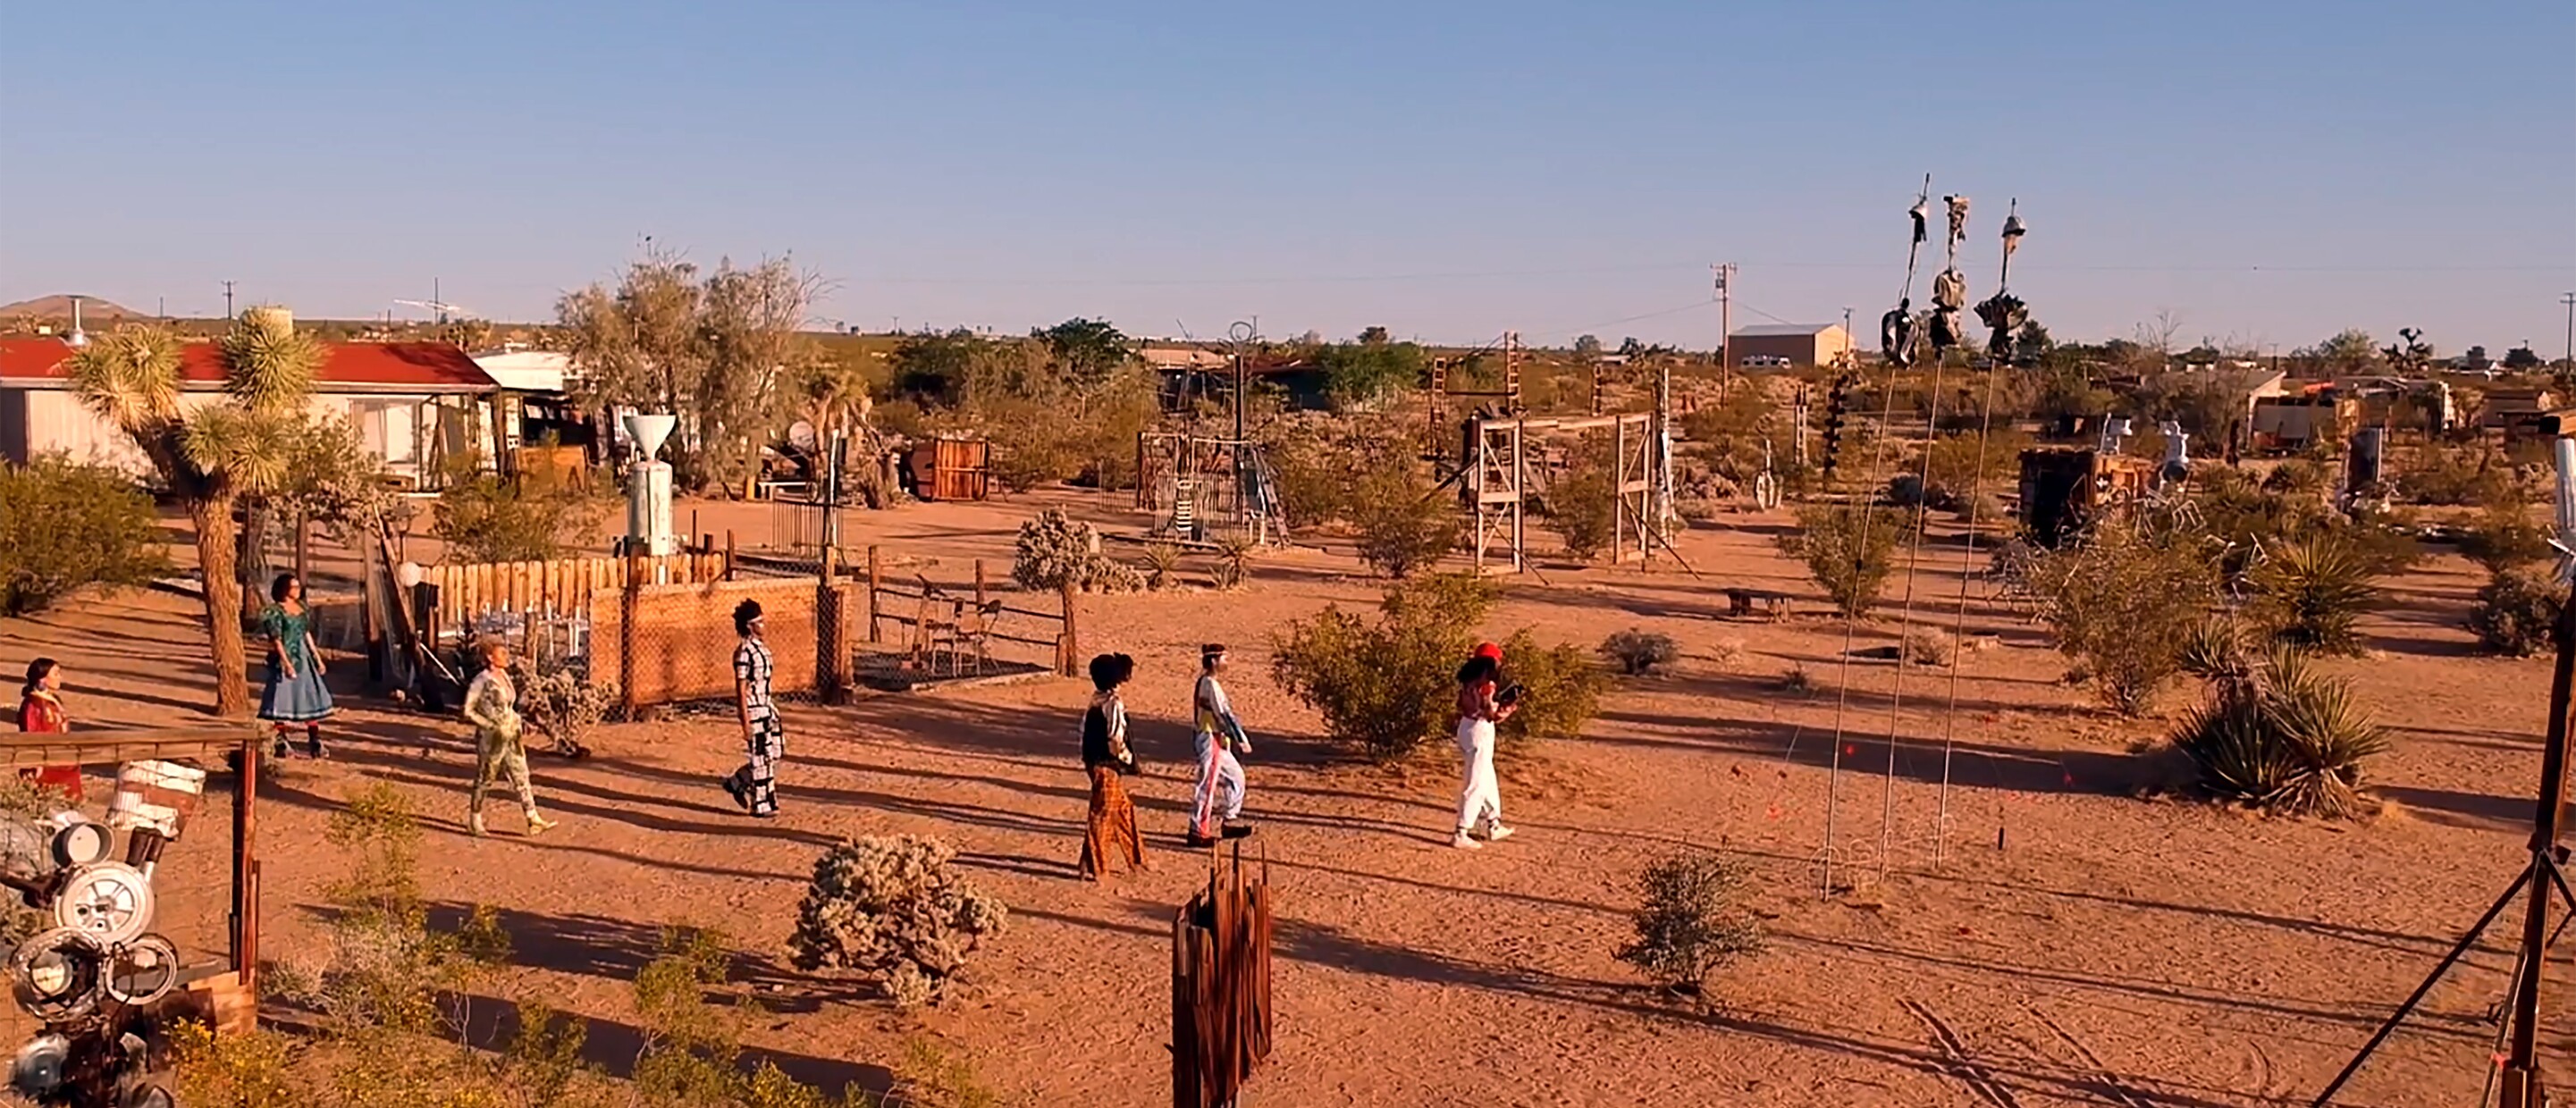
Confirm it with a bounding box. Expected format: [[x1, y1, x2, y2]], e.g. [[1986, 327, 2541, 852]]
[[257, 573, 333, 759]]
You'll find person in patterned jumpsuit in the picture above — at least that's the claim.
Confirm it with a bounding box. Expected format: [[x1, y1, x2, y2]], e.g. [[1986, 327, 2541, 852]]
[[721, 599, 783, 818]]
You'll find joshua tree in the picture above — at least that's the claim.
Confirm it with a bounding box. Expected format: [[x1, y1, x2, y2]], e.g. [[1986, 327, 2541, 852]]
[[69, 309, 321, 717]]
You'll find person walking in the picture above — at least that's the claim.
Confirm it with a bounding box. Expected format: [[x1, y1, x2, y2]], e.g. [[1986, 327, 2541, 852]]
[[459, 638, 559, 837], [1078, 652, 1147, 880], [16, 659, 82, 802], [257, 573, 333, 760], [1187, 643, 1255, 846], [721, 600, 783, 818], [1452, 642, 1518, 850]]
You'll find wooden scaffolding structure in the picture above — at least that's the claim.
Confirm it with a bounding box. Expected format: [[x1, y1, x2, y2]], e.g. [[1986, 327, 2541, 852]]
[[1467, 411, 1656, 574]]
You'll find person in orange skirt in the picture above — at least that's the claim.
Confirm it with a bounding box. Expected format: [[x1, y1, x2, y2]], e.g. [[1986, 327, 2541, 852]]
[[1078, 652, 1146, 880], [16, 659, 83, 802]]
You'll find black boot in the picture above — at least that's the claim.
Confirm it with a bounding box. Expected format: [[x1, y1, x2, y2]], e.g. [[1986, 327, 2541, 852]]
[[304, 726, 327, 760]]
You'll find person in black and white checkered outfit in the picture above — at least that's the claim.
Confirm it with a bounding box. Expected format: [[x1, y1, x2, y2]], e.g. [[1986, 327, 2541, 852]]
[[722, 599, 782, 818]]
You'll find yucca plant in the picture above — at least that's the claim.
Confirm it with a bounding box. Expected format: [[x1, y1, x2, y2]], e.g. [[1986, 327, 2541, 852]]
[[1141, 540, 1183, 590], [1212, 533, 1256, 590], [2173, 646, 2387, 818], [2246, 531, 2378, 655], [68, 311, 321, 717], [2176, 614, 2252, 682]]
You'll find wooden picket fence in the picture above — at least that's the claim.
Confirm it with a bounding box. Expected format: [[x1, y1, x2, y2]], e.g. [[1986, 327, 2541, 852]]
[[423, 551, 730, 627]]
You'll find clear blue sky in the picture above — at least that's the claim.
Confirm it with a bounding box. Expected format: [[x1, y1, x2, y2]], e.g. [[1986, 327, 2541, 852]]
[[3, 0, 2571, 355]]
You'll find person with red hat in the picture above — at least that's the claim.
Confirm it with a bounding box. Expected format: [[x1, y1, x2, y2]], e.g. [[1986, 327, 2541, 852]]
[[1451, 642, 1518, 849]]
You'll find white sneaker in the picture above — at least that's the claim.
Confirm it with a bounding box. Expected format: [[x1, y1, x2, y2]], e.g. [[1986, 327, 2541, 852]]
[[467, 813, 487, 838], [1484, 825, 1515, 842], [1451, 832, 1482, 850]]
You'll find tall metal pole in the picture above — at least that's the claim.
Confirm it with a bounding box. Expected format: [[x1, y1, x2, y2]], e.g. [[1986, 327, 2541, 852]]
[[2504, 437, 2576, 1107], [223, 281, 236, 320], [2559, 291, 2573, 370]]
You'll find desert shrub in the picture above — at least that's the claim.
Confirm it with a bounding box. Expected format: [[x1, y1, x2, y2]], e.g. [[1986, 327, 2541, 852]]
[[2460, 500, 2552, 573], [513, 657, 618, 755], [2177, 615, 2252, 682], [1709, 637, 1747, 669], [172, 1020, 299, 1108], [1599, 628, 1680, 676], [1613, 853, 1764, 995], [788, 834, 1009, 1009], [2245, 532, 2378, 654], [1952, 491, 2006, 528], [1548, 454, 1618, 560], [1349, 464, 1460, 578], [1775, 505, 1906, 617], [1212, 533, 1255, 590], [2261, 459, 2328, 496], [2471, 564, 2563, 657], [1012, 508, 1145, 593], [1272, 575, 1494, 760], [1777, 664, 1815, 694], [2398, 444, 2513, 506], [433, 462, 604, 564], [0, 455, 168, 615], [1903, 627, 1955, 667], [2172, 647, 2387, 818], [1915, 427, 2032, 507], [2029, 519, 2221, 714], [1141, 540, 1183, 590], [1495, 629, 1604, 744]]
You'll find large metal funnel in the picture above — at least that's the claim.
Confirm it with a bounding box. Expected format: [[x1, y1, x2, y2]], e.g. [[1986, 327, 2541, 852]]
[[623, 413, 678, 461]]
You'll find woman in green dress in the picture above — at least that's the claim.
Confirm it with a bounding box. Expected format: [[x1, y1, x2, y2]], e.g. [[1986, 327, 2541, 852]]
[[257, 573, 333, 759]]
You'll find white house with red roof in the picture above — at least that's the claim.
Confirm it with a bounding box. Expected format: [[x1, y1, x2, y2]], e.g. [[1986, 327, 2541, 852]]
[[0, 335, 505, 487]]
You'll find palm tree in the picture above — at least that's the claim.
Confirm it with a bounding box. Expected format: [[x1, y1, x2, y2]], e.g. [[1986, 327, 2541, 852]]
[[69, 309, 320, 717]]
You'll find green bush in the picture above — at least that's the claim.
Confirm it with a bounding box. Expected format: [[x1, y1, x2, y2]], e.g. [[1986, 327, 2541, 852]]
[[1775, 505, 1906, 617], [0, 455, 168, 615], [1613, 853, 1764, 995], [432, 459, 604, 563], [2397, 444, 2513, 506], [2245, 532, 2378, 654], [2460, 500, 2553, 573], [2471, 564, 2563, 657], [1547, 454, 1618, 560], [2030, 519, 2221, 714], [1272, 575, 1493, 760], [2172, 647, 2387, 818], [1349, 464, 1460, 578], [1495, 629, 1604, 744]]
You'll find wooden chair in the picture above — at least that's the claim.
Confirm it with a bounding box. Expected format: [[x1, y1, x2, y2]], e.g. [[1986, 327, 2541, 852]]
[[955, 599, 1004, 676]]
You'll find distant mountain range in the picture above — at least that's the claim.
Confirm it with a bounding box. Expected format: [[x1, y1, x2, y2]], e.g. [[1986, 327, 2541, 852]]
[[0, 294, 145, 320]]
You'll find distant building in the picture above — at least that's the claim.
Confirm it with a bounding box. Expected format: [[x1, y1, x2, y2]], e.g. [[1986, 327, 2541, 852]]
[[1727, 323, 1852, 369], [1138, 344, 1230, 373], [0, 337, 503, 487]]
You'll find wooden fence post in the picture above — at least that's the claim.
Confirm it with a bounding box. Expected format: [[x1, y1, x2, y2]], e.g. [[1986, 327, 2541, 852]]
[[619, 551, 642, 716], [724, 530, 736, 580], [974, 559, 987, 609], [867, 545, 883, 644], [818, 582, 846, 705], [1056, 579, 1079, 676]]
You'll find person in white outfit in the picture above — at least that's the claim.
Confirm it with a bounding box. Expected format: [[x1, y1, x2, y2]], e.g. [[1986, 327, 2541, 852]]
[[1452, 642, 1518, 849], [1189, 643, 1255, 845]]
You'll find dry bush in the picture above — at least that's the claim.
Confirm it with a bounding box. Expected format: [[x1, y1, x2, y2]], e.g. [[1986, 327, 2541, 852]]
[[1599, 629, 1680, 676], [2173, 646, 2387, 818], [2245, 531, 2378, 655], [1709, 637, 1747, 670], [1777, 664, 1815, 695], [2398, 443, 2513, 506], [1496, 630, 1605, 745], [788, 835, 1010, 1009], [0, 455, 169, 616], [2029, 519, 2220, 715], [1614, 853, 1764, 995], [513, 655, 618, 755], [1903, 627, 1955, 667], [1775, 505, 1907, 617], [1012, 508, 1145, 593], [1272, 575, 1494, 760], [2471, 564, 2563, 657], [432, 454, 606, 563]]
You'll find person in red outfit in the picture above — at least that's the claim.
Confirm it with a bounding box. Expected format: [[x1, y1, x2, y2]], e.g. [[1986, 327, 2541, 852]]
[[16, 658, 83, 802]]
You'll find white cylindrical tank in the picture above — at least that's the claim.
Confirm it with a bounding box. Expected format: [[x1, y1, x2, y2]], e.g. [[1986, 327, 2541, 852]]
[[622, 414, 680, 556]]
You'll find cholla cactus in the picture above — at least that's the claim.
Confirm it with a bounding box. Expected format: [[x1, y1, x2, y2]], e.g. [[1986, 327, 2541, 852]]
[[788, 835, 1008, 1008], [513, 660, 617, 753], [1014, 508, 1145, 593]]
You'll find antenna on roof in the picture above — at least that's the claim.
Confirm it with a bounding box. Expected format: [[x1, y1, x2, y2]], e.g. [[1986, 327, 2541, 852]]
[[66, 297, 88, 348]]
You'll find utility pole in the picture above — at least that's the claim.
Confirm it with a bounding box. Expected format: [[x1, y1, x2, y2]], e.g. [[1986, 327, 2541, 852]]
[[222, 281, 236, 320], [2559, 291, 2573, 370], [1843, 306, 1855, 358], [1713, 263, 1736, 376]]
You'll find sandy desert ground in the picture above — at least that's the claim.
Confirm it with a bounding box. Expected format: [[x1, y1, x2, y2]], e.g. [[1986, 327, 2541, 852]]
[[4, 488, 2568, 1107]]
